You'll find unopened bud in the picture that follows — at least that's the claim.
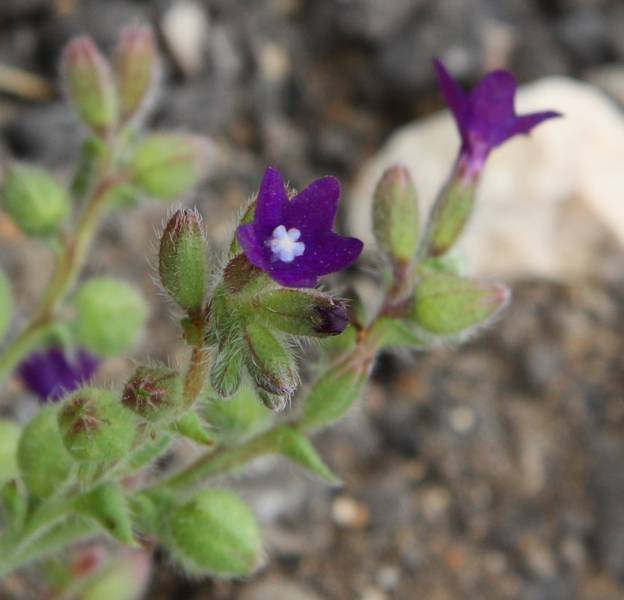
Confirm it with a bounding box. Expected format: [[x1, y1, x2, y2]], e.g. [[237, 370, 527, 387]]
[[166, 489, 263, 577], [114, 25, 159, 122], [122, 365, 183, 423], [242, 320, 298, 410], [63, 36, 118, 134], [372, 165, 420, 261], [18, 406, 73, 499], [422, 173, 476, 258], [159, 209, 207, 313], [0, 269, 11, 341], [1, 165, 70, 236], [73, 277, 148, 357], [130, 134, 204, 200], [255, 289, 349, 337], [411, 272, 510, 335], [58, 387, 137, 464]]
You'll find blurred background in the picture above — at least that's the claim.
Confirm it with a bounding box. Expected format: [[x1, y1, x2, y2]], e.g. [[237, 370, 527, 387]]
[[1, 0, 624, 599]]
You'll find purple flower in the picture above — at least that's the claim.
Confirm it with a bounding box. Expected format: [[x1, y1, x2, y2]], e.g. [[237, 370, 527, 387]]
[[237, 167, 363, 288], [18, 346, 99, 402], [434, 59, 561, 181]]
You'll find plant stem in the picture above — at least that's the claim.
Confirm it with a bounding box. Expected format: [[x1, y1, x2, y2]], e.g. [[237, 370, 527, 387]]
[[0, 175, 121, 383]]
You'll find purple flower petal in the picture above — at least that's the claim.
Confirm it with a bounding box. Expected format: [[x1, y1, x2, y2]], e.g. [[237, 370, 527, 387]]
[[18, 346, 99, 403], [285, 176, 340, 238], [236, 167, 363, 288], [434, 59, 562, 180]]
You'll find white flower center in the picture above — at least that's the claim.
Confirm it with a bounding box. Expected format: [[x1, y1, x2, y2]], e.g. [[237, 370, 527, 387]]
[[268, 225, 305, 263]]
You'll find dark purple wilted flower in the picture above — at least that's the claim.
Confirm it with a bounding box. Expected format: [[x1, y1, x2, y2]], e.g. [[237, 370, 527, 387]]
[[237, 167, 363, 288], [434, 59, 561, 182], [18, 346, 99, 402]]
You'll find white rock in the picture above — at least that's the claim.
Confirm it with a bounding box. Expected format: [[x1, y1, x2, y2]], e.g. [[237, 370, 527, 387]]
[[161, 1, 208, 77], [348, 77, 624, 280]]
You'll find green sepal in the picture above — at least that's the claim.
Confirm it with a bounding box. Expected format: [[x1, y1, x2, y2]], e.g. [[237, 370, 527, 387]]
[[17, 406, 74, 499], [273, 426, 340, 485], [422, 176, 476, 258], [0, 269, 13, 341], [210, 338, 243, 398], [170, 411, 215, 447], [1, 165, 70, 237], [165, 489, 263, 577], [0, 418, 20, 485], [73, 277, 148, 357], [1, 479, 27, 529], [372, 164, 420, 261], [253, 289, 349, 338], [228, 199, 256, 258], [74, 482, 136, 545], [300, 358, 369, 431], [242, 320, 298, 409], [411, 272, 510, 335]]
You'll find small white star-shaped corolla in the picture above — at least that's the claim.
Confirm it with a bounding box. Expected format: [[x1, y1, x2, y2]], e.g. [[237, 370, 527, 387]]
[[268, 225, 305, 263]]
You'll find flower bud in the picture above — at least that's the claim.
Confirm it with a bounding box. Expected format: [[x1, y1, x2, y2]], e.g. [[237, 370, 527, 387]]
[[411, 272, 510, 335], [1, 165, 70, 237], [63, 36, 118, 134], [242, 320, 298, 411], [114, 25, 159, 123], [73, 277, 148, 357], [421, 174, 476, 258], [372, 165, 420, 261], [159, 209, 207, 313], [0, 419, 20, 485], [130, 134, 204, 200], [254, 289, 349, 338], [58, 387, 137, 464], [122, 365, 183, 423], [166, 489, 263, 577], [17, 406, 73, 499], [0, 269, 11, 341]]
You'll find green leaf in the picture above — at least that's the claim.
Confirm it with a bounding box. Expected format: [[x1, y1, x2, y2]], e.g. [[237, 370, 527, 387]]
[[372, 316, 427, 349], [170, 411, 215, 447], [0, 419, 20, 485], [274, 426, 340, 484], [74, 483, 136, 545], [1, 480, 26, 529]]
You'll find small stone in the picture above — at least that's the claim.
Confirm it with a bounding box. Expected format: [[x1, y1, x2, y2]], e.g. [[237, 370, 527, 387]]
[[332, 495, 369, 529], [162, 1, 209, 77], [448, 405, 476, 434]]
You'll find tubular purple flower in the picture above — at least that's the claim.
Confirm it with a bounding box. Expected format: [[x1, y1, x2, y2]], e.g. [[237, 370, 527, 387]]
[[237, 167, 363, 288], [18, 346, 99, 402], [434, 59, 561, 182]]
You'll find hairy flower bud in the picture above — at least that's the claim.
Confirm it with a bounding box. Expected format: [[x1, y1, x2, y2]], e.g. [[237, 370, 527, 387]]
[[411, 272, 510, 335], [58, 387, 137, 464], [166, 489, 263, 577], [122, 365, 183, 423], [63, 36, 118, 134], [0, 419, 20, 485], [159, 209, 207, 313], [254, 289, 349, 337], [1, 165, 70, 237], [73, 277, 148, 357], [421, 175, 476, 258], [130, 134, 204, 200], [242, 320, 298, 411], [114, 25, 158, 122], [372, 165, 420, 262], [17, 406, 73, 498], [0, 269, 11, 341]]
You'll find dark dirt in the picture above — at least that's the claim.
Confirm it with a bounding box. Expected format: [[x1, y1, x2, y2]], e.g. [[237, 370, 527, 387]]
[[1, 1, 624, 599]]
